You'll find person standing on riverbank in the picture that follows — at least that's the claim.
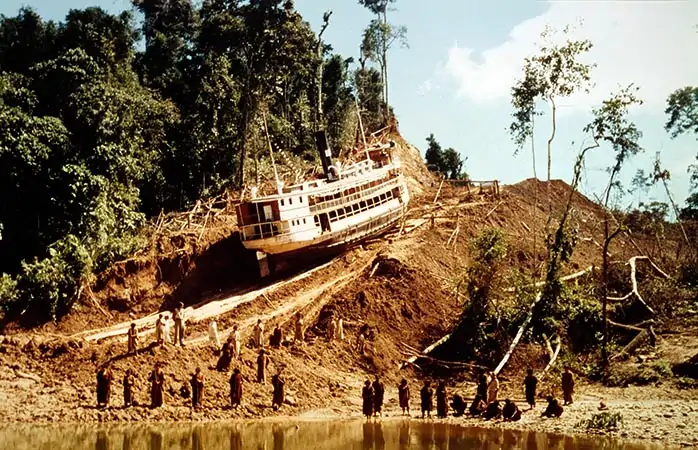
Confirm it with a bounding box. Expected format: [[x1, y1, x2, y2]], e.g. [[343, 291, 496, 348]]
[[253, 319, 264, 348], [230, 368, 243, 408], [149, 362, 165, 407], [271, 371, 285, 410], [524, 368, 538, 409], [155, 314, 165, 345], [270, 324, 283, 348], [398, 379, 410, 416], [190, 368, 204, 409], [257, 349, 269, 383], [127, 323, 138, 354], [477, 370, 488, 400], [372, 376, 385, 417], [337, 317, 344, 341], [96, 364, 113, 408], [327, 316, 337, 341], [232, 325, 241, 359], [420, 381, 433, 419], [436, 381, 448, 418], [562, 367, 574, 406], [487, 371, 499, 404], [123, 368, 135, 407], [173, 303, 186, 347], [362, 380, 374, 420], [294, 313, 304, 344]]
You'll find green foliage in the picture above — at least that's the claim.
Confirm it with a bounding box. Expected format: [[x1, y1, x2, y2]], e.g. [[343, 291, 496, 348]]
[[0, 2, 376, 325], [604, 360, 673, 387], [576, 412, 624, 431], [510, 24, 595, 153], [424, 134, 466, 179], [452, 228, 509, 360], [564, 287, 604, 353]]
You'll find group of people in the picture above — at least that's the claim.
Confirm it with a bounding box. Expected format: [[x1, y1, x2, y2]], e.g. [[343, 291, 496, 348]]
[[97, 310, 306, 411], [95, 357, 285, 411], [360, 367, 576, 421]]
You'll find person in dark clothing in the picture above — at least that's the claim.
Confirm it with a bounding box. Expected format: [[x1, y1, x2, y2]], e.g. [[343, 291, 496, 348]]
[[502, 399, 522, 421], [420, 381, 433, 419], [270, 325, 283, 348], [96, 365, 113, 408], [229, 368, 243, 408], [123, 368, 136, 407], [477, 370, 488, 400], [190, 368, 204, 409], [372, 376, 385, 417], [149, 363, 165, 407], [398, 379, 410, 416], [541, 396, 564, 418], [524, 368, 538, 409], [450, 393, 467, 417], [271, 371, 285, 410], [216, 340, 233, 372], [482, 400, 502, 420], [469, 394, 486, 417], [436, 381, 448, 418], [362, 380, 374, 419], [562, 367, 575, 406]]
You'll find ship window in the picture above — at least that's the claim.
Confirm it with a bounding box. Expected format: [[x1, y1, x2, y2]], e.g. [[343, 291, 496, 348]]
[[299, 197, 303, 203], [281, 199, 285, 206], [303, 218, 306, 224], [360, 201, 367, 210], [289, 198, 293, 204], [329, 211, 337, 219]]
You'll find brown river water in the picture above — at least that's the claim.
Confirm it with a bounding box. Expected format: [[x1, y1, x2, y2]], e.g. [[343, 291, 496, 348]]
[[0, 420, 676, 450]]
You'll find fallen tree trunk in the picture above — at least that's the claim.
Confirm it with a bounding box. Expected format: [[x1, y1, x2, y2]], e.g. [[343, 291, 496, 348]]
[[399, 333, 455, 370], [540, 336, 561, 379], [493, 292, 542, 375], [399, 343, 486, 370], [504, 266, 593, 293], [612, 329, 650, 361]]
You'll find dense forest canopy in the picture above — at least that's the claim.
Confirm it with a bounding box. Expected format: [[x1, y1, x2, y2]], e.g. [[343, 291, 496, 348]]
[[0, 0, 401, 324]]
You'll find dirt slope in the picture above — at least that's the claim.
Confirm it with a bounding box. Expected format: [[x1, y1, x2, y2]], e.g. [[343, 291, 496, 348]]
[[0, 135, 696, 447]]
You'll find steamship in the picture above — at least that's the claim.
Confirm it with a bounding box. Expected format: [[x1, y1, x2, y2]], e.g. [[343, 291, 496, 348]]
[[236, 131, 410, 273]]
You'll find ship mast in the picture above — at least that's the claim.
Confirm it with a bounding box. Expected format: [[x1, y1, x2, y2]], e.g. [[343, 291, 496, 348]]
[[262, 111, 282, 195], [355, 98, 370, 164]]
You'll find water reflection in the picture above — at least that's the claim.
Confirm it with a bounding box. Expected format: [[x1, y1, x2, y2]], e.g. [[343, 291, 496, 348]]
[[0, 420, 673, 450]]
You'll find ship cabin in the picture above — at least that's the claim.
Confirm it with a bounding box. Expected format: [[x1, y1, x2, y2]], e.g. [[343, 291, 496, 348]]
[[236, 157, 408, 255]]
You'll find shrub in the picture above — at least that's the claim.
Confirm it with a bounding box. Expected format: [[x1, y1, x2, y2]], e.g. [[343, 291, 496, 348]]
[[577, 412, 624, 431]]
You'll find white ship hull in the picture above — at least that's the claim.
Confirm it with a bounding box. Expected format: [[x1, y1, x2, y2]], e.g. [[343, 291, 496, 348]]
[[236, 155, 410, 258]]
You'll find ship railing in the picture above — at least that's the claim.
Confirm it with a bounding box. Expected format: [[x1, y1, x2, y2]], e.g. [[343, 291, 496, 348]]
[[240, 200, 404, 245], [328, 205, 403, 246], [308, 176, 402, 214]]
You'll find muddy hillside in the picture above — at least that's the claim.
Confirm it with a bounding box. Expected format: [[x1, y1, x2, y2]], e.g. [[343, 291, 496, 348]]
[[0, 134, 697, 449]]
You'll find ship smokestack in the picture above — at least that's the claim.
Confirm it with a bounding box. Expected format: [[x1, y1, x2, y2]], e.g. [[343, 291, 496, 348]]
[[315, 130, 335, 180]]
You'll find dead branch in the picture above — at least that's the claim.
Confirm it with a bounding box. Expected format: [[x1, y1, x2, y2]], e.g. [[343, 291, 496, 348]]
[[542, 333, 554, 359], [628, 257, 656, 315], [433, 176, 446, 205], [520, 221, 531, 233], [493, 292, 542, 375], [14, 370, 41, 383], [611, 329, 654, 361], [607, 319, 644, 332], [484, 201, 504, 219], [368, 263, 380, 278], [197, 209, 211, 243], [504, 266, 593, 293]]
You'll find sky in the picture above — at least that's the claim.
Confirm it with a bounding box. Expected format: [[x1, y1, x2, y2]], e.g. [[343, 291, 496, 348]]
[[3, 0, 698, 211]]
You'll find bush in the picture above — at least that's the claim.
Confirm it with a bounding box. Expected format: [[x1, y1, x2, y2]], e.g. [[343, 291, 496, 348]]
[[576, 412, 624, 431], [604, 360, 672, 387]]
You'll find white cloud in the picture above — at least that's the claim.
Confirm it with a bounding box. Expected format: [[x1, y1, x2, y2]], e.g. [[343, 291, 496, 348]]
[[440, 0, 698, 113], [419, 79, 433, 95]]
